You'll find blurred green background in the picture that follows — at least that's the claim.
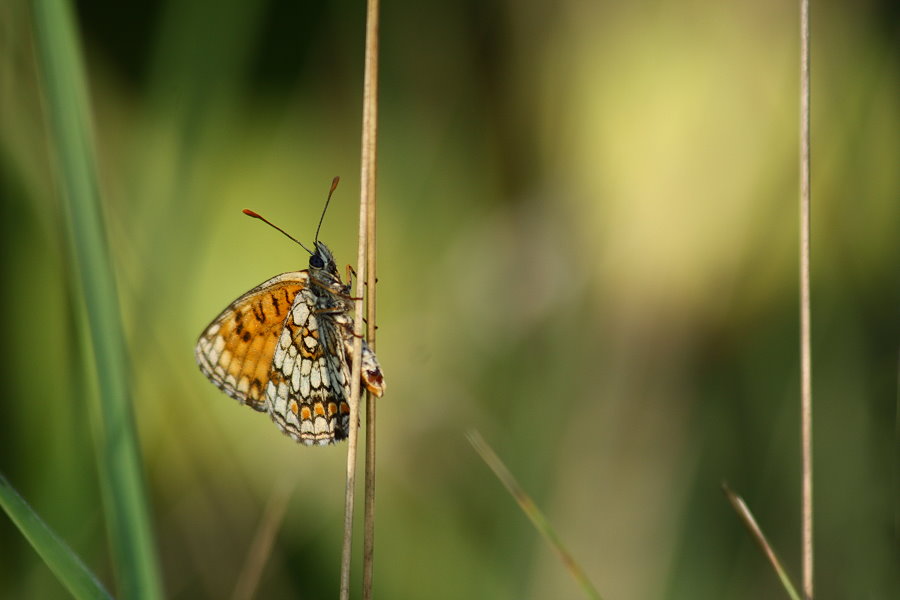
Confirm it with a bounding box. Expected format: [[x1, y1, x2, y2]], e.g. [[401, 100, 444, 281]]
[[1, 0, 898, 598]]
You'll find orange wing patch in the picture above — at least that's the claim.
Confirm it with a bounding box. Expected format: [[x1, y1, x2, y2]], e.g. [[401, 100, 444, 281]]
[[195, 272, 308, 411]]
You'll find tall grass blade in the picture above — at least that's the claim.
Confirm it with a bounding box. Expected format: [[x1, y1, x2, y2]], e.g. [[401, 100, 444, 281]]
[[467, 430, 603, 600], [31, 0, 164, 598], [0, 473, 114, 600]]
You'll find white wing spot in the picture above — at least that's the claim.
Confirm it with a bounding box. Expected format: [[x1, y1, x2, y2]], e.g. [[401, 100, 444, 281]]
[[293, 301, 310, 326], [300, 417, 314, 435], [275, 381, 289, 415], [291, 362, 301, 392], [300, 366, 311, 397]]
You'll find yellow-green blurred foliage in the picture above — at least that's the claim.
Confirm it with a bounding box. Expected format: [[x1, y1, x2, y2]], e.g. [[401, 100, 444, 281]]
[[1, 0, 897, 598]]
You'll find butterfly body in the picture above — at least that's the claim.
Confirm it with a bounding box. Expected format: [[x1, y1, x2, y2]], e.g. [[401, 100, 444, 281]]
[[196, 241, 384, 446]]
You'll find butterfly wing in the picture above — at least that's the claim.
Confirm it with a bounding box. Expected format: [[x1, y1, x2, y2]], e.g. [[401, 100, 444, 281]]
[[266, 287, 353, 445], [195, 272, 309, 411]]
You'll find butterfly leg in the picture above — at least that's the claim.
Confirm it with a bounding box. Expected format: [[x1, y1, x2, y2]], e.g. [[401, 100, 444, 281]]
[[346, 265, 378, 288], [313, 304, 355, 316], [310, 278, 362, 302], [347, 324, 378, 338]]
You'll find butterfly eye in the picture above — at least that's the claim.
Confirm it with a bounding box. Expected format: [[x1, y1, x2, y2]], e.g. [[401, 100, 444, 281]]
[[310, 254, 325, 269]]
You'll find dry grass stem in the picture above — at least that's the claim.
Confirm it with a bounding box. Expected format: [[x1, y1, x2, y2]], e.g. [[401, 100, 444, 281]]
[[360, 0, 382, 597], [466, 430, 603, 600], [341, 0, 381, 596], [799, 0, 814, 597], [231, 483, 294, 600], [339, 212, 367, 599], [722, 484, 802, 600]]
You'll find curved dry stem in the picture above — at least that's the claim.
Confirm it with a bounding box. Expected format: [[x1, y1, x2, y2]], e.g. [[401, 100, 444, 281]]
[[232, 483, 294, 600], [722, 483, 802, 600], [467, 430, 603, 600]]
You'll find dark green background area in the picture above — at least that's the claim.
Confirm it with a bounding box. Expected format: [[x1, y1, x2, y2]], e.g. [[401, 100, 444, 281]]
[[1, 0, 897, 598]]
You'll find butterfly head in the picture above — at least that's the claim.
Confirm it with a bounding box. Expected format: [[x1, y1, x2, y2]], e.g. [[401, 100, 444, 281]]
[[309, 241, 339, 278]]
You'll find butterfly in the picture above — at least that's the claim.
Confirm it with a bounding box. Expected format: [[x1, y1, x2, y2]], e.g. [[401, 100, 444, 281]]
[[195, 178, 385, 446]]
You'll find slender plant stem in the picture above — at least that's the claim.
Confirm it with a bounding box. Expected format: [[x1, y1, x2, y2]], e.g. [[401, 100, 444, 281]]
[[722, 484, 802, 600], [467, 431, 603, 600], [340, 226, 367, 600], [360, 0, 381, 597], [340, 0, 381, 589], [799, 0, 813, 597], [231, 483, 294, 600]]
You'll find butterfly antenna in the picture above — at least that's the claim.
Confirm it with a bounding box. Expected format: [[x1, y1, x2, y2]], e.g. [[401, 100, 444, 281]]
[[314, 176, 340, 246], [243, 209, 315, 255]]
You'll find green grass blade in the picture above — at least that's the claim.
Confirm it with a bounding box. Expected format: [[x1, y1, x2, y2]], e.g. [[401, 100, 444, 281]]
[[0, 473, 114, 600], [31, 0, 164, 598]]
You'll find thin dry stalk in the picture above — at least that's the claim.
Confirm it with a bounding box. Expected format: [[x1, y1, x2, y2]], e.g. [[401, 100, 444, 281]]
[[360, 0, 382, 597], [339, 186, 368, 600], [340, 0, 381, 595], [722, 484, 802, 600], [799, 0, 813, 597], [338, 209, 366, 600], [466, 430, 603, 600], [232, 483, 294, 600]]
